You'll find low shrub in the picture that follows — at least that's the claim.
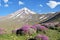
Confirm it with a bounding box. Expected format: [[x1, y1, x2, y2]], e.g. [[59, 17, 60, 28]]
[[32, 24, 48, 33], [0, 28, 5, 35], [13, 24, 36, 36], [34, 34, 49, 40]]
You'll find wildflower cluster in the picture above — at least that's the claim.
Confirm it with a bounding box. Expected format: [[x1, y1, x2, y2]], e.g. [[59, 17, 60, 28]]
[[35, 34, 49, 40], [0, 28, 5, 34]]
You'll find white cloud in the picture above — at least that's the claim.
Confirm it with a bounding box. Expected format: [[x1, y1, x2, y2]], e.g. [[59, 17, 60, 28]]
[[0, 0, 1, 6], [4, 4, 9, 7], [46, 1, 60, 9], [3, 0, 8, 3], [19, 1, 24, 5], [39, 4, 43, 7], [0, 3, 1, 6], [58, 2, 60, 4]]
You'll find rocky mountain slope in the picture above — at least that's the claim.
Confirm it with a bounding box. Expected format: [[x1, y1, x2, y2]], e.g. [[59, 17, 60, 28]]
[[0, 8, 60, 33], [41, 12, 60, 23]]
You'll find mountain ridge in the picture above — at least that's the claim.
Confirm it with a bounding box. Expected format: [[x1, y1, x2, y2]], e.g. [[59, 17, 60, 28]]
[[0, 7, 60, 33]]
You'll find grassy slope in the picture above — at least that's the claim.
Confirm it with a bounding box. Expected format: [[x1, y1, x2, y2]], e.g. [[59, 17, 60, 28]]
[[0, 29, 60, 40], [0, 13, 60, 40]]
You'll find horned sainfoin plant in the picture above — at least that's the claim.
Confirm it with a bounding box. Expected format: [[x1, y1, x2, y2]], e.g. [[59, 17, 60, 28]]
[[0, 28, 5, 34], [31, 24, 48, 33], [35, 34, 49, 40]]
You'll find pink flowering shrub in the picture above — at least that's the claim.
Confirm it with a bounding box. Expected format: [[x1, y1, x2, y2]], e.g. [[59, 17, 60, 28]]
[[15, 24, 36, 35], [21, 24, 31, 31], [13, 24, 48, 36], [34, 24, 47, 30], [39, 26, 48, 31], [35, 34, 49, 40], [31, 26, 37, 30], [31, 24, 48, 33], [0, 28, 5, 34], [41, 22, 60, 30]]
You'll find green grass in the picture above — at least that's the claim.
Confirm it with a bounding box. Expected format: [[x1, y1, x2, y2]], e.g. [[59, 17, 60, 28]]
[[0, 29, 60, 40]]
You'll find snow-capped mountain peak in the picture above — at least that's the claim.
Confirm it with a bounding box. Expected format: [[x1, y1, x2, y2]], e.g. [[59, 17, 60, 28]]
[[9, 7, 36, 19], [20, 7, 36, 14], [21, 7, 29, 10]]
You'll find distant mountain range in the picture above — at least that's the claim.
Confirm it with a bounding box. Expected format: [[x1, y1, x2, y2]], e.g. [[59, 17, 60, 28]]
[[0, 7, 60, 29], [0, 7, 60, 33], [42, 12, 60, 23]]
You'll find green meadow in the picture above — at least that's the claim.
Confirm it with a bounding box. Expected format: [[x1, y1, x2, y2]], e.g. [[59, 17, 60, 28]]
[[0, 29, 60, 40]]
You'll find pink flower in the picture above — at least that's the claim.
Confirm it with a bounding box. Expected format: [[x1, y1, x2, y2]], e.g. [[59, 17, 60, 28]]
[[32, 24, 41, 30], [21, 24, 31, 31], [39, 26, 48, 30], [31, 26, 37, 30], [35, 34, 49, 40], [33, 24, 48, 31], [0, 28, 5, 34]]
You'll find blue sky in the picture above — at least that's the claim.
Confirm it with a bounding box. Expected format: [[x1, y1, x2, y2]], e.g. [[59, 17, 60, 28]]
[[0, 0, 60, 16]]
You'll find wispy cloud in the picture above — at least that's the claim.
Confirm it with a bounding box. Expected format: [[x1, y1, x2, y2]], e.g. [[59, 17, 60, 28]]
[[0, 3, 1, 6], [39, 4, 43, 7], [0, 0, 1, 6], [46, 0, 60, 9], [4, 4, 9, 7], [19, 1, 24, 5], [3, 0, 8, 3]]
